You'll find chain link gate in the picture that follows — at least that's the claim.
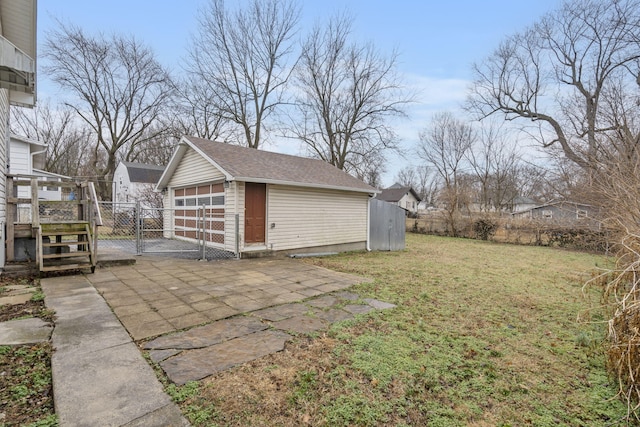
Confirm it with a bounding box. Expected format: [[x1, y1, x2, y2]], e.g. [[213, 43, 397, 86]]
[[98, 201, 235, 260]]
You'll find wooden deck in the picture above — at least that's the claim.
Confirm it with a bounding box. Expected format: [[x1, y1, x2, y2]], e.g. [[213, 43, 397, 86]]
[[6, 175, 102, 274]]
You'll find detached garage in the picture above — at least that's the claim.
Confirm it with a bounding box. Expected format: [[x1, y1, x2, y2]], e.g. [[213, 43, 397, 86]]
[[155, 136, 378, 258]]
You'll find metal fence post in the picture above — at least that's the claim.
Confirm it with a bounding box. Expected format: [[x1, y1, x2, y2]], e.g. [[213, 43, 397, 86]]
[[235, 213, 240, 259], [135, 200, 141, 255], [201, 204, 206, 260]]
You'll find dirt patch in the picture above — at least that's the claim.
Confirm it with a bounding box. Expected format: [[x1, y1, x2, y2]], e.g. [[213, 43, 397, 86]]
[[0, 276, 56, 426], [0, 300, 54, 323], [0, 343, 55, 426]]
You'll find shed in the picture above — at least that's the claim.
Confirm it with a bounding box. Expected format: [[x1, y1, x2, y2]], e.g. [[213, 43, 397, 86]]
[[377, 183, 421, 215], [156, 136, 378, 257]]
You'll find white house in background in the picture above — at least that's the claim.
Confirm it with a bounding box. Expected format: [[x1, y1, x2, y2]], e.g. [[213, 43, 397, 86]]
[[9, 134, 66, 201], [376, 183, 421, 215], [0, 0, 38, 268], [112, 161, 165, 206]]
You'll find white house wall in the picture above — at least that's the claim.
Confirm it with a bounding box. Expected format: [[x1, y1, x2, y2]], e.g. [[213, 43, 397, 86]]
[[266, 185, 368, 252], [224, 181, 242, 253], [0, 89, 8, 267]]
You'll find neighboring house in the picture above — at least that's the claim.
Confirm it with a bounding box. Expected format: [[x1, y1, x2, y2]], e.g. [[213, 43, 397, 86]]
[[112, 161, 165, 206], [0, 1, 38, 268], [9, 135, 70, 221], [377, 183, 421, 215], [156, 136, 378, 257], [511, 196, 539, 213], [9, 135, 66, 200], [511, 200, 601, 228]]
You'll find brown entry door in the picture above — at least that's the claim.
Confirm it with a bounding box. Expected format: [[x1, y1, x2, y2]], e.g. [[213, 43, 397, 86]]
[[245, 182, 266, 244]]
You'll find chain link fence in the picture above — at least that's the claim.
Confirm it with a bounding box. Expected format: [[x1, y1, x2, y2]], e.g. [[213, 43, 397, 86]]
[[97, 201, 235, 260]]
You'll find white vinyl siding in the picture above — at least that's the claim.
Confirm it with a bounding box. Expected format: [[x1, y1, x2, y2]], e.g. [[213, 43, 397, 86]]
[[8, 140, 29, 174], [167, 148, 225, 188], [0, 89, 8, 266], [224, 181, 243, 253], [0, 0, 37, 58], [163, 190, 172, 239], [266, 185, 368, 251]]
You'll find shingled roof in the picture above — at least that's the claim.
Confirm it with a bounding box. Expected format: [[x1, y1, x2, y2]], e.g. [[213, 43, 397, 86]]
[[157, 136, 377, 194], [121, 161, 165, 184], [377, 186, 422, 203]]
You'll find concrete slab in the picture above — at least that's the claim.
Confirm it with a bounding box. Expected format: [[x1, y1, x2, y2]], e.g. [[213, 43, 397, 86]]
[[0, 293, 33, 305], [0, 317, 52, 345], [40, 275, 190, 427], [343, 304, 376, 315]]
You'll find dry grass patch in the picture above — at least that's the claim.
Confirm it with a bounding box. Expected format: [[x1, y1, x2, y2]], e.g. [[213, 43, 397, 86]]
[[173, 234, 628, 426]]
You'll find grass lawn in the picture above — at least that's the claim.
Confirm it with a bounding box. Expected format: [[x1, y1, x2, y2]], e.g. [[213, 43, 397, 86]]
[[173, 233, 628, 426]]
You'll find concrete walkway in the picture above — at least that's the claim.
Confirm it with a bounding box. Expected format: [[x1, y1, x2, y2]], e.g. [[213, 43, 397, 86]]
[[41, 274, 189, 427], [22, 255, 389, 426]]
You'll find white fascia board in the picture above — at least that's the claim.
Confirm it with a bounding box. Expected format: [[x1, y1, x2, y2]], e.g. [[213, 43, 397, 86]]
[[232, 176, 379, 195]]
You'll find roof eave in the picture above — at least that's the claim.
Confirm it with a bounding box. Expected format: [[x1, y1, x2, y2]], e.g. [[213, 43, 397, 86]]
[[232, 176, 378, 195]]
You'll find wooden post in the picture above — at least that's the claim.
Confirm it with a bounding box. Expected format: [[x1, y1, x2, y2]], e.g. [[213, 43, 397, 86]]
[[30, 177, 39, 228], [6, 176, 14, 261]]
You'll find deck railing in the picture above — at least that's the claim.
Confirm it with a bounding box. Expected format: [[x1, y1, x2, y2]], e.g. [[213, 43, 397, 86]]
[[6, 174, 102, 262]]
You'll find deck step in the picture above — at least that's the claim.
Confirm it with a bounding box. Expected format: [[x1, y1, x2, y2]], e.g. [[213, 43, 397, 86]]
[[37, 221, 96, 274], [41, 231, 89, 236], [41, 263, 93, 272], [42, 241, 89, 247], [42, 251, 91, 260]]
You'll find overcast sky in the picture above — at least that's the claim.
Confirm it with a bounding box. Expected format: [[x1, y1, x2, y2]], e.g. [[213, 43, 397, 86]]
[[38, 0, 564, 186]]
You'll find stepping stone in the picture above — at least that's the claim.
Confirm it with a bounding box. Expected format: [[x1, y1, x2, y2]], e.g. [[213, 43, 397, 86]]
[[271, 316, 328, 335], [161, 330, 291, 384], [0, 317, 52, 345], [144, 316, 267, 350], [251, 303, 310, 321], [343, 304, 375, 315], [334, 292, 360, 301], [315, 308, 353, 323], [0, 293, 33, 306], [364, 299, 397, 310], [148, 349, 181, 363], [306, 295, 339, 308]]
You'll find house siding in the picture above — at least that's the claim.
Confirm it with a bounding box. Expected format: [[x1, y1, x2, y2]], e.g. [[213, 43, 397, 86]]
[[163, 190, 172, 239], [0, 89, 8, 267], [224, 181, 243, 253], [266, 185, 368, 251], [168, 148, 225, 187]]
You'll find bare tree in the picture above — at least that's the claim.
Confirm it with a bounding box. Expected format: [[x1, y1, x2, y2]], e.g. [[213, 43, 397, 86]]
[[189, 0, 300, 149], [467, 0, 640, 171], [417, 112, 475, 235], [11, 100, 91, 178], [168, 75, 233, 142], [290, 13, 411, 178], [394, 166, 418, 188], [467, 121, 522, 212], [44, 23, 173, 199]]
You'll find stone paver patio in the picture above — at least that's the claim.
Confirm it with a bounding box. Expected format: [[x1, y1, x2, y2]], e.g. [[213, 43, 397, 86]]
[[86, 255, 397, 384], [87, 256, 364, 340]]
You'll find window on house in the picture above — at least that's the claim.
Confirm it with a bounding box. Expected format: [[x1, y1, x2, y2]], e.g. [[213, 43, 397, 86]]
[[175, 199, 184, 207], [542, 209, 553, 219], [211, 195, 225, 206]]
